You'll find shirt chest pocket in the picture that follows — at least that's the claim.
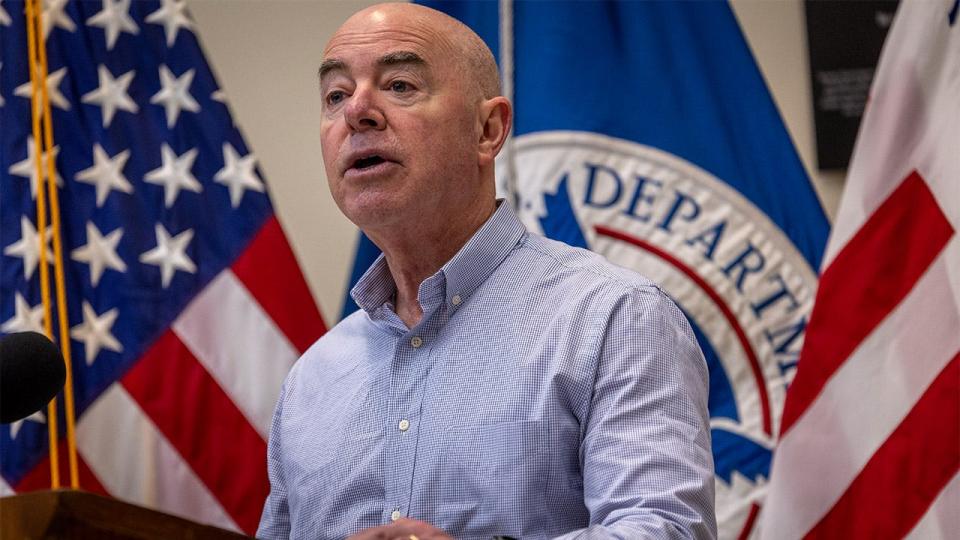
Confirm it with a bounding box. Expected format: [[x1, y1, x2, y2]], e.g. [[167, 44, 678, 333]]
[[434, 420, 580, 511]]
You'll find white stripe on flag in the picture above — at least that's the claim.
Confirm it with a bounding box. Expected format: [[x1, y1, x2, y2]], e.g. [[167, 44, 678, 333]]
[[904, 472, 960, 540], [763, 245, 960, 538], [76, 383, 238, 531], [172, 269, 298, 439]]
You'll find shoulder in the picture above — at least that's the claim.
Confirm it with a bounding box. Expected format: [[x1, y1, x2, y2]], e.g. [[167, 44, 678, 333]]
[[513, 232, 669, 304], [516, 233, 697, 344], [480, 232, 694, 354], [283, 309, 376, 389]]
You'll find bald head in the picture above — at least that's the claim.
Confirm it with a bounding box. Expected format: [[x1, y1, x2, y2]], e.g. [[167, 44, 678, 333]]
[[318, 2, 512, 240], [322, 3, 501, 100]]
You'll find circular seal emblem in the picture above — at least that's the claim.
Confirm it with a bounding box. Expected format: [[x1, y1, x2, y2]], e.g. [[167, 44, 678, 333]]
[[497, 131, 819, 538]]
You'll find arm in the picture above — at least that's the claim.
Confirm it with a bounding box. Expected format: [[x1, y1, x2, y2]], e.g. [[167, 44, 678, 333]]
[[257, 384, 292, 539], [558, 287, 716, 539]]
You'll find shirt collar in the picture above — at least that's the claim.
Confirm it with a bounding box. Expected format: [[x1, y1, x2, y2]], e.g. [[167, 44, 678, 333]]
[[350, 200, 527, 315]]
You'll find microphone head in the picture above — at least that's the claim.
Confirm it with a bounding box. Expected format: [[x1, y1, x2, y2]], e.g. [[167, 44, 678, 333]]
[[0, 331, 67, 424]]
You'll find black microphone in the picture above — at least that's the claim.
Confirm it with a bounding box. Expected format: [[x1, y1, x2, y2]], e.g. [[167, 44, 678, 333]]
[[0, 331, 67, 424]]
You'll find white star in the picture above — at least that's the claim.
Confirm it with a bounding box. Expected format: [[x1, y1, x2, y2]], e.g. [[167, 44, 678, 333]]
[[7, 137, 62, 199], [74, 144, 133, 207], [145, 0, 193, 47], [144, 144, 202, 207], [10, 411, 46, 439], [86, 0, 138, 50], [139, 224, 196, 288], [0, 63, 5, 107], [215, 143, 263, 208], [14, 66, 71, 111], [3, 216, 53, 280], [70, 302, 122, 366], [0, 1, 11, 27], [150, 65, 199, 127], [81, 65, 138, 127], [1, 293, 45, 334], [71, 222, 126, 286], [42, 0, 76, 40]]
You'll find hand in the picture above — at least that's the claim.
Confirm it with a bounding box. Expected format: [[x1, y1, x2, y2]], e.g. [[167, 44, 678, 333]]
[[347, 518, 454, 540]]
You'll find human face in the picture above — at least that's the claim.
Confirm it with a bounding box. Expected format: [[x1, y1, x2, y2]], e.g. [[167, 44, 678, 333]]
[[319, 10, 482, 233]]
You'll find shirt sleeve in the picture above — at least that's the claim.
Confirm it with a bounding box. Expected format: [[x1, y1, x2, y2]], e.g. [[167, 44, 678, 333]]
[[257, 382, 292, 540], [557, 286, 717, 540]]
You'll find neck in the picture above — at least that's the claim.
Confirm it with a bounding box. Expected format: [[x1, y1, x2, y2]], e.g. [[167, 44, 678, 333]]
[[366, 198, 496, 328]]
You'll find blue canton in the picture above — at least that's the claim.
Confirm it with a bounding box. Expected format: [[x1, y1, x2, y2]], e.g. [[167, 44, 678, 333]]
[[258, 203, 716, 540]]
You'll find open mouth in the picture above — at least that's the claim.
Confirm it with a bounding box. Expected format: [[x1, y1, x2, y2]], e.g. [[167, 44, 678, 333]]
[[352, 155, 387, 170]]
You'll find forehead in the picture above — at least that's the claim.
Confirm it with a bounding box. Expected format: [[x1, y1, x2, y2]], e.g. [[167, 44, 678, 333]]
[[322, 17, 455, 74]]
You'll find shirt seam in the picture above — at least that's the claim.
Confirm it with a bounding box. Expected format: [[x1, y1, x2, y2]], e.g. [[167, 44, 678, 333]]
[[517, 236, 665, 298]]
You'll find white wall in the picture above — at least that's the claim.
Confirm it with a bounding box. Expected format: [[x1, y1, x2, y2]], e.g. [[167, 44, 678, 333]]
[[189, 0, 844, 326]]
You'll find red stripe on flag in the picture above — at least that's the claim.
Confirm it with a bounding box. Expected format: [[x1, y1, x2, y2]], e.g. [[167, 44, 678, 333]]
[[805, 352, 960, 539], [121, 331, 269, 534], [233, 216, 326, 353], [781, 171, 954, 434], [738, 503, 761, 540], [13, 439, 110, 497]]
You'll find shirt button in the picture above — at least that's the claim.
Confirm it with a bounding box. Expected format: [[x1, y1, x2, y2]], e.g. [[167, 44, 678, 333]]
[[398, 419, 410, 432], [410, 336, 423, 348], [451, 294, 462, 306], [391, 509, 402, 521]]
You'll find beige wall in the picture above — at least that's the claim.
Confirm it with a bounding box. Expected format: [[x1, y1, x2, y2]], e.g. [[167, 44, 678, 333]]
[[189, 0, 844, 326]]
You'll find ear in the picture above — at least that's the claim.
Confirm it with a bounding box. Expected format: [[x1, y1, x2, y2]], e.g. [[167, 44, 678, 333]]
[[477, 96, 512, 167]]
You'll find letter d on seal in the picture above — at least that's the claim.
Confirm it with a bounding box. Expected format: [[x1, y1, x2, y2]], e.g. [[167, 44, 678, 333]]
[[582, 162, 623, 209]]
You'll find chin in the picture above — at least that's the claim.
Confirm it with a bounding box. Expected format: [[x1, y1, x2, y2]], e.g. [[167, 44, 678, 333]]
[[341, 195, 411, 231]]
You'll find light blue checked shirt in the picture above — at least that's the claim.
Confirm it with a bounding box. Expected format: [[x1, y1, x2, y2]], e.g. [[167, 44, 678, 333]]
[[258, 202, 715, 539]]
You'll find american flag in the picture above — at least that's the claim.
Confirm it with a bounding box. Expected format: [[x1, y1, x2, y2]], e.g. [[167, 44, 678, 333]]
[[760, 1, 959, 538], [0, 0, 325, 534]]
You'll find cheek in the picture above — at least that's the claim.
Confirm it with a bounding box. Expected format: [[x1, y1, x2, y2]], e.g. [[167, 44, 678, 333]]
[[320, 125, 344, 189], [415, 117, 475, 166], [319, 127, 337, 168]]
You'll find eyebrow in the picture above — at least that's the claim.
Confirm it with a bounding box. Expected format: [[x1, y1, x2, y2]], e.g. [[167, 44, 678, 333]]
[[318, 59, 346, 81], [378, 51, 426, 68], [318, 51, 427, 82]]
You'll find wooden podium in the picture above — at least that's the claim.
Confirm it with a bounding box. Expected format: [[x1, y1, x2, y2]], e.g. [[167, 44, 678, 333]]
[[0, 490, 248, 539]]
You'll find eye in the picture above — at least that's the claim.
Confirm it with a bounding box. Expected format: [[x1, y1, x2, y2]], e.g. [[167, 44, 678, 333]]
[[326, 90, 346, 106], [389, 80, 412, 93]]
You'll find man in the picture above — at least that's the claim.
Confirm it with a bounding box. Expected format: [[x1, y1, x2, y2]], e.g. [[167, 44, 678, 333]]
[[257, 4, 715, 539]]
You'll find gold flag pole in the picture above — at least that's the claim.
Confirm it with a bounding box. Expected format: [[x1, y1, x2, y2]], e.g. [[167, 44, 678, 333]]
[[35, 0, 81, 488], [23, 0, 81, 489], [23, 0, 60, 489]]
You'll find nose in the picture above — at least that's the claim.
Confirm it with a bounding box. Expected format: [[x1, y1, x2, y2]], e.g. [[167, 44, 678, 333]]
[[343, 85, 385, 132]]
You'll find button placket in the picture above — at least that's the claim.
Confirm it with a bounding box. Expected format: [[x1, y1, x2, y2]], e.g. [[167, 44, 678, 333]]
[[385, 335, 416, 526], [388, 328, 430, 526]]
